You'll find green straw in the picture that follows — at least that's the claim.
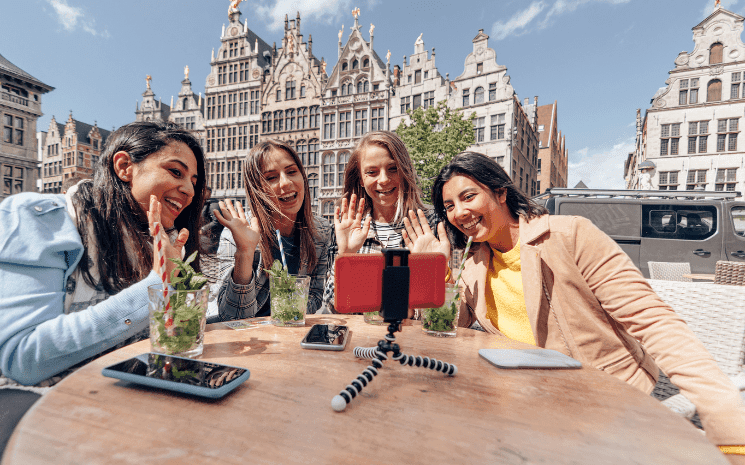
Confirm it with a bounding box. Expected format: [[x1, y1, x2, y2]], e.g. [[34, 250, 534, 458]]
[[453, 236, 473, 290]]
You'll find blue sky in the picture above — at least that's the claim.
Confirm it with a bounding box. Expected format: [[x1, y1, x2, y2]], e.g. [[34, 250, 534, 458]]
[[0, 0, 738, 188]]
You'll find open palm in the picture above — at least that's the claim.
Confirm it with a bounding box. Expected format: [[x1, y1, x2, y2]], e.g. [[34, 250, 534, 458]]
[[214, 199, 261, 253], [334, 194, 371, 254], [402, 209, 451, 261], [148, 195, 189, 279]]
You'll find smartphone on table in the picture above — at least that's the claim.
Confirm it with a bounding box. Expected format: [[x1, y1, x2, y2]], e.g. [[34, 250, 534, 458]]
[[102, 353, 250, 399], [300, 324, 350, 351]]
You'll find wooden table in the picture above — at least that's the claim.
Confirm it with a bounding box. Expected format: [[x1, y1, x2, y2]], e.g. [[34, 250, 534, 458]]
[[2, 315, 727, 465], [683, 273, 716, 282]]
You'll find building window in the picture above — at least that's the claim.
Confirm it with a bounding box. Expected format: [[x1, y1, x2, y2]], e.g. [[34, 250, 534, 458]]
[[3, 114, 13, 143], [286, 80, 296, 99], [408, 75, 412, 83], [355, 109, 368, 136], [658, 171, 679, 190], [308, 174, 318, 205], [412, 94, 422, 110], [660, 123, 680, 156], [262, 112, 271, 133], [462, 89, 469, 107], [474, 86, 484, 104], [688, 120, 709, 154], [716, 168, 738, 191], [414, 70, 421, 84], [357, 80, 369, 94], [371, 108, 384, 131], [474, 117, 485, 143], [707, 79, 722, 102], [339, 111, 351, 138], [310, 106, 320, 128], [308, 139, 319, 165], [400, 96, 410, 114], [285, 109, 295, 131], [297, 107, 308, 129], [423, 91, 434, 109], [297, 140, 307, 166], [323, 153, 334, 187], [476, 63, 483, 75], [323, 201, 334, 223], [323, 114, 335, 139], [342, 62, 348, 71], [717, 118, 739, 152], [537, 158, 542, 175], [732, 72, 742, 99], [489, 83, 496, 101], [686, 169, 707, 190], [340, 80, 349, 96], [352, 59, 359, 69], [251, 90, 260, 114], [273, 110, 284, 132], [337, 152, 349, 186], [78, 151, 84, 166], [276, 89, 281, 102], [300, 85, 306, 98], [710, 42, 723, 64], [491, 113, 506, 140]]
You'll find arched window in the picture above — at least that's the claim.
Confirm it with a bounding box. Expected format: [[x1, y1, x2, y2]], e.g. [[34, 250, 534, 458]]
[[262, 112, 271, 133], [297, 140, 307, 166], [273, 110, 284, 132], [286, 109, 295, 131], [364, 81, 369, 93], [310, 106, 320, 128], [308, 174, 319, 205], [710, 42, 723, 65], [323, 201, 334, 223], [357, 81, 363, 94], [352, 59, 359, 69], [342, 62, 348, 71], [323, 153, 335, 187], [308, 138, 319, 165], [183, 98, 188, 110], [474, 86, 484, 104], [340, 81, 348, 96], [363, 58, 370, 68], [708, 79, 722, 102], [346, 83, 353, 95], [300, 85, 306, 98], [337, 152, 350, 187], [297, 107, 307, 129]]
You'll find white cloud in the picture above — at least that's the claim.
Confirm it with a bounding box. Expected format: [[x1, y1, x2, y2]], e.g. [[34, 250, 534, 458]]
[[567, 138, 634, 189], [492, 0, 630, 40], [254, 0, 373, 31], [701, 0, 739, 19], [47, 0, 109, 37]]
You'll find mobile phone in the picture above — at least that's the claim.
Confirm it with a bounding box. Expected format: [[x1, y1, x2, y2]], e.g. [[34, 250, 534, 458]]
[[102, 353, 250, 398], [478, 349, 582, 369], [300, 324, 350, 351], [334, 251, 447, 314]]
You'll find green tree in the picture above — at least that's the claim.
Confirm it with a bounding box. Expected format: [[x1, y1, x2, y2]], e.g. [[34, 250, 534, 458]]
[[395, 100, 475, 200]]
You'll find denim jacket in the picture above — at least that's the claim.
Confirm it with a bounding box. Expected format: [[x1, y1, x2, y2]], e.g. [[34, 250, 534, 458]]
[[0, 192, 160, 385], [215, 215, 332, 320]]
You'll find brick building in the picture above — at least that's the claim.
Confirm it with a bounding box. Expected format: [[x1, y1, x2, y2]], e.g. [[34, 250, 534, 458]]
[[536, 101, 568, 193]]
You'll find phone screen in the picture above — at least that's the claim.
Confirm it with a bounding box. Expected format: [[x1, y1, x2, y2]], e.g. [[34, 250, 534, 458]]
[[105, 353, 248, 389], [302, 324, 348, 346]]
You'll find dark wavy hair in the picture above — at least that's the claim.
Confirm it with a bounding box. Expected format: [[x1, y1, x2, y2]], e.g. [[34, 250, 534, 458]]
[[242, 139, 318, 272], [432, 151, 547, 249], [72, 120, 207, 294]]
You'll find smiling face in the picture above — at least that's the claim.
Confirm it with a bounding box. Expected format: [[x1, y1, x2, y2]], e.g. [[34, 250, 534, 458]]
[[441, 174, 518, 252], [262, 148, 305, 223], [125, 141, 198, 229], [359, 144, 400, 222]]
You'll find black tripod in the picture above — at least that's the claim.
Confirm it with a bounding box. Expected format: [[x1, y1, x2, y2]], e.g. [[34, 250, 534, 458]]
[[331, 249, 458, 412]]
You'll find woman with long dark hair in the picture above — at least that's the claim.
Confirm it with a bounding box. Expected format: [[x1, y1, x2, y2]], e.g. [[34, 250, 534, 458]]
[[214, 140, 331, 320], [0, 121, 207, 386], [404, 151, 745, 459]]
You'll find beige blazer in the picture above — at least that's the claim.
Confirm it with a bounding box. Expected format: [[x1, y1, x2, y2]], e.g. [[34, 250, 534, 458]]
[[458, 214, 745, 445]]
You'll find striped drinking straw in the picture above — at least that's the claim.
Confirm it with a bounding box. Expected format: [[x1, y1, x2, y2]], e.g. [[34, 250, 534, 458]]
[[153, 222, 174, 335], [276, 229, 288, 270]]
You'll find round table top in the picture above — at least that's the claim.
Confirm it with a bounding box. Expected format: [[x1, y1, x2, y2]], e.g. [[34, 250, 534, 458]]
[[2, 315, 726, 465]]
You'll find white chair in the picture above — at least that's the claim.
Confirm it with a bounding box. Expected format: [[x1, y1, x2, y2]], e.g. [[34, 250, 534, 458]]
[[647, 261, 692, 282], [648, 279, 745, 427]]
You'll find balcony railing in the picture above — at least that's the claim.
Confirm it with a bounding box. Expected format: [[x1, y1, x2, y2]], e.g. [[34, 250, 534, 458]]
[[1, 90, 28, 106]]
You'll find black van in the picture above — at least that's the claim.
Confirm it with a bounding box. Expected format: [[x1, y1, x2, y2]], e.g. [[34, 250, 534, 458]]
[[536, 189, 745, 277]]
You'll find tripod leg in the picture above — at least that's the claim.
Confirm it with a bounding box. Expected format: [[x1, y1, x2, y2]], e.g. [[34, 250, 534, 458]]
[[392, 353, 457, 376], [331, 358, 383, 412]]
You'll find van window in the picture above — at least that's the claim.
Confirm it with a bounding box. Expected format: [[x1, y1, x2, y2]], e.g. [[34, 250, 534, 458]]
[[733, 206, 745, 236], [642, 205, 717, 240]]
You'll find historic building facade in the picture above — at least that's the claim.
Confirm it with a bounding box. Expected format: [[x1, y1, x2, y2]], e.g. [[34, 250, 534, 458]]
[[0, 52, 53, 200], [628, 6, 745, 193], [41, 113, 110, 193], [536, 101, 568, 193], [135, 76, 171, 123], [318, 10, 391, 222], [171, 66, 205, 149], [260, 13, 326, 212]]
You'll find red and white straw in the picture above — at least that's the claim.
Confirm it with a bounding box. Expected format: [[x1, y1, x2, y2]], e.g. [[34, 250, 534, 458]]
[[153, 222, 173, 335]]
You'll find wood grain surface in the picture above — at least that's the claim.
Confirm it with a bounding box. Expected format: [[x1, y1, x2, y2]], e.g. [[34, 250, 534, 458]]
[[2, 315, 727, 465]]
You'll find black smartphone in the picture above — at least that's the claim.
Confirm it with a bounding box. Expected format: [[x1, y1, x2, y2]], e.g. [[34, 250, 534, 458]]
[[102, 353, 250, 399], [300, 324, 350, 351]]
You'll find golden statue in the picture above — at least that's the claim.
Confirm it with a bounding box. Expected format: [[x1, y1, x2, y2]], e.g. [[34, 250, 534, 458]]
[[370, 23, 375, 35], [352, 7, 360, 19], [229, 0, 242, 13], [146, 75, 152, 90], [716, 0, 721, 7], [338, 25, 344, 42], [184, 65, 189, 79], [321, 59, 327, 74]]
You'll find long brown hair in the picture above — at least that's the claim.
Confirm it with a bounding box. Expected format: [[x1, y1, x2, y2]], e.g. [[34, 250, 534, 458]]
[[73, 121, 207, 294], [242, 140, 318, 271], [341, 130, 424, 222]]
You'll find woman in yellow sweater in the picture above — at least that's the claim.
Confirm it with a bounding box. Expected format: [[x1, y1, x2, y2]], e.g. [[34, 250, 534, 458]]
[[402, 151, 745, 463]]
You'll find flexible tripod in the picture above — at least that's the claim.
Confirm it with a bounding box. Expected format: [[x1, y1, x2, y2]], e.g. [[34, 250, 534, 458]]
[[331, 249, 458, 412]]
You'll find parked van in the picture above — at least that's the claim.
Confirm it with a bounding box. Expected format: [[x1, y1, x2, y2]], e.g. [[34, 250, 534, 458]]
[[536, 189, 745, 277]]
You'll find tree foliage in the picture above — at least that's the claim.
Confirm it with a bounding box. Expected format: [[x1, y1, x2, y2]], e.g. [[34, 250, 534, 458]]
[[395, 100, 475, 201]]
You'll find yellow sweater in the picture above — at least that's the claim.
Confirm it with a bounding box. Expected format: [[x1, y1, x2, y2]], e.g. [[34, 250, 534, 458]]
[[484, 241, 536, 345]]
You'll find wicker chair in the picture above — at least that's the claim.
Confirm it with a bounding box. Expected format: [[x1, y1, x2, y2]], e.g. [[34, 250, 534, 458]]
[[648, 279, 745, 427], [647, 261, 692, 282], [714, 260, 745, 286]]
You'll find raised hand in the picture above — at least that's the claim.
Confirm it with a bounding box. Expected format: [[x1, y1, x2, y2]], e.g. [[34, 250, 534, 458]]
[[334, 194, 371, 254], [148, 195, 189, 280], [213, 199, 261, 254], [402, 209, 451, 262]]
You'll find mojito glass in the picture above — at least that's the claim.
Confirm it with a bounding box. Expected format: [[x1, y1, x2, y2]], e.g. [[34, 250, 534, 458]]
[[149, 285, 208, 358], [421, 283, 460, 337], [270, 274, 310, 326]]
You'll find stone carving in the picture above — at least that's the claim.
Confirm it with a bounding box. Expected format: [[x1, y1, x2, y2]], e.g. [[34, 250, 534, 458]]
[[654, 99, 667, 108], [709, 65, 724, 76], [229, 0, 242, 13], [370, 23, 375, 35], [730, 49, 741, 59], [675, 52, 689, 66], [338, 25, 344, 42], [146, 75, 152, 89], [386, 50, 391, 64], [230, 26, 238, 37], [184, 66, 189, 79], [287, 34, 295, 54], [415, 33, 423, 45], [639, 171, 653, 190]]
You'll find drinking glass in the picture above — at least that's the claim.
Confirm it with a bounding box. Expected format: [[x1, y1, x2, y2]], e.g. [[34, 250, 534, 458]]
[[421, 283, 460, 337], [270, 274, 311, 326], [149, 285, 208, 358]]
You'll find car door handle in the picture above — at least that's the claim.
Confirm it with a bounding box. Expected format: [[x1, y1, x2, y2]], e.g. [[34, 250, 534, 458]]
[[693, 249, 710, 257], [732, 251, 745, 258]]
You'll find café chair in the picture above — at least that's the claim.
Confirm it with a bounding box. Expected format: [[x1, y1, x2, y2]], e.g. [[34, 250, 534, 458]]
[[714, 260, 745, 286], [648, 279, 745, 428], [647, 261, 692, 282]]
